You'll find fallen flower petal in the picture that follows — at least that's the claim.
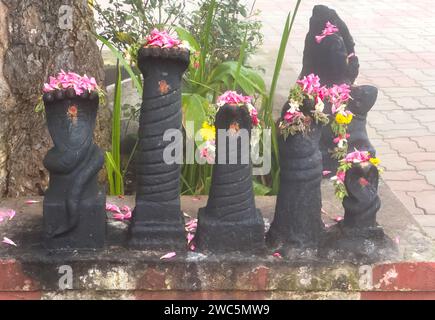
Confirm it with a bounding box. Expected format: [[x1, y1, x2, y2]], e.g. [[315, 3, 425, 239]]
[[160, 252, 177, 260], [187, 233, 195, 244], [0, 209, 16, 222], [25, 200, 40, 204], [273, 252, 283, 259], [190, 244, 196, 251], [2, 237, 17, 247], [113, 213, 126, 221], [322, 170, 332, 176], [106, 203, 121, 213], [334, 216, 344, 222], [183, 212, 192, 218]]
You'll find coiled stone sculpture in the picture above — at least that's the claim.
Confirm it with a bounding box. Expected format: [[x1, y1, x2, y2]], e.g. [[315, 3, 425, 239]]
[[43, 89, 106, 249], [129, 47, 190, 250]]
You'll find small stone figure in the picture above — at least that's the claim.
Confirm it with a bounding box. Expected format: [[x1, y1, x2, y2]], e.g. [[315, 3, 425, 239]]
[[196, 103, 265, 253], [320, 85, 379, 173], [266, 100, 325, 249], [128, 45, 190, 250], [343, 163, 381, 229], [323, 161, 388, 259], [43, 87, 106, 249]]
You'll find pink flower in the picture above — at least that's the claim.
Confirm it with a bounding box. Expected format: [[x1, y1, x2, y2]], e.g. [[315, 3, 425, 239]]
[[297, 74, 321, 95], [344, 149, 371, 164], [329, 84, 352, 114], [337, 171, 346, 183], [250, 107, 260, 127], [315, 21, 339, 44], [322, 170, 332, 176], [283, 110, 302, 124], [333, 134, 350, 144], [318, 86, 330, 100], [199, 140, 216, 164], [42, 71, 100, 95], [106, 203, 121, 214], [145, 29, 181, 49], [217, 91, 252, 106]]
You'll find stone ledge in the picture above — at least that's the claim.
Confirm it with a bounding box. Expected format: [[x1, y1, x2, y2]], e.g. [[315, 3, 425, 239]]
[[0, 181, 434, 299]]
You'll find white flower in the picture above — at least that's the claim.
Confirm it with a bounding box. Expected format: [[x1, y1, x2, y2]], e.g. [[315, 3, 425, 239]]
[[337, 138, 347, 149], [179, 40, 192, 51], [315, 99, 325, 113], [288, 100, 300, 113]]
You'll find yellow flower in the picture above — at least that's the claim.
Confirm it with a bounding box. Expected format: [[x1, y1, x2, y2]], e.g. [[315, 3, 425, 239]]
[[200, 122, 216, 141], [370, 157, 380, 166], [335, 113, 353, 125]]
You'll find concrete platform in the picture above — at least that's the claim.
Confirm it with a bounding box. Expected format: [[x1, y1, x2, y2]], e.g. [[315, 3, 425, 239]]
[[0, 180, 434, 300]]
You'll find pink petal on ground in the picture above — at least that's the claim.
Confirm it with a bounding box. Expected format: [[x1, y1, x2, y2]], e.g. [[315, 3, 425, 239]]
[[395, 236, 400, 245], [160, 252, 177, 260], [25, 200, 40, 204], [334, 216, 344, 222], [190, 244, 196, 252], [120, 205, 132, 214], [113, 213, 126, 221], [273, 252, 282, 259], [106, 204, 121, 213], [192, 197, 201, 201], [0, 209, 16, 221], [2, 237, 17, 247], [325, 223, 331, 228]]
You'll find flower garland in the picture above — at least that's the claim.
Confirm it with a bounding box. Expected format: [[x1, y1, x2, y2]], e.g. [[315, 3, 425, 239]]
[[328, 83, 353, 160], [36, 70, 106, 112], [198, 91, 261, 164], [279, 74, 330, 140], [332, 149, 381, 200]]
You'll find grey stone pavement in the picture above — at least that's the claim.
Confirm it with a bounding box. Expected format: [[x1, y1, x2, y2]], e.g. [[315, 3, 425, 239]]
[[251, 0, 435, 238]]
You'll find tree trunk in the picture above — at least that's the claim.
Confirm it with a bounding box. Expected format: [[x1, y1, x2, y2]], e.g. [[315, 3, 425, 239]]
[[0, 0, 110, 197]]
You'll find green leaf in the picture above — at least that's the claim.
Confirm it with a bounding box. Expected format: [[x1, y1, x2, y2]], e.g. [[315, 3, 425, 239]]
[[253, 180, 272, 196], [94, 34, 143, 96], [174, 26, 200, 52], [182, 93, 208, 147]]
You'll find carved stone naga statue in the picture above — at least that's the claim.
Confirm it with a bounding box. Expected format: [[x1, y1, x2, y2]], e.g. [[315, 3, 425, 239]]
[[43, 88, 106, 249], [300, 4, 377, 174]]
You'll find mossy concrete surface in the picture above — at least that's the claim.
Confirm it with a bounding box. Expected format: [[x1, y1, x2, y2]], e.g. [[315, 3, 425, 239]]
[[0, 181, 434, 300]]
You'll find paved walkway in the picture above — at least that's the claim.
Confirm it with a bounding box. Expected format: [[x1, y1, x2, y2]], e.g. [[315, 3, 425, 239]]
[[252, 0, 435, 237]]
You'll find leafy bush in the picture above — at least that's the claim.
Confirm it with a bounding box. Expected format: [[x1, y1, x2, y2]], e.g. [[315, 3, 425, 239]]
[[179, 0, 263, 70]]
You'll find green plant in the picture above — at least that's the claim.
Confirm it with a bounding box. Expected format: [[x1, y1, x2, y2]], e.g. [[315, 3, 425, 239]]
[[92, 0, 186, 53], [105, 61, 124, 196], [179, 0, 263, 71], [258, 0, 302, 195]]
